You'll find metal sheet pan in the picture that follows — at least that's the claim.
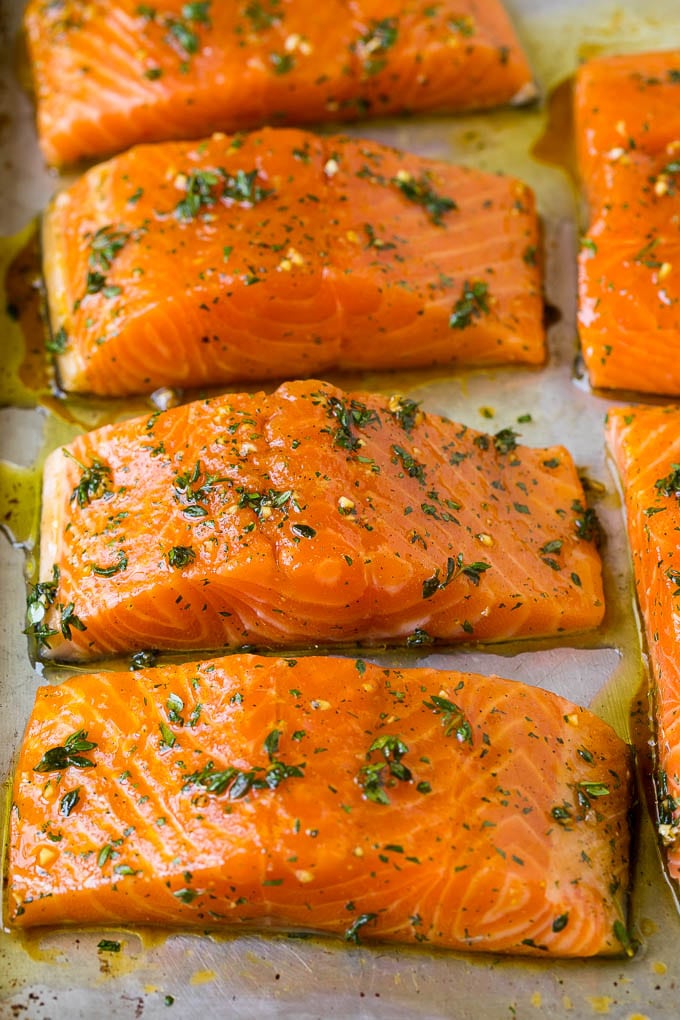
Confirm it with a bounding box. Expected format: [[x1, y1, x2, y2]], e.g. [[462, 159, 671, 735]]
[[2, 1, 680, 1016]]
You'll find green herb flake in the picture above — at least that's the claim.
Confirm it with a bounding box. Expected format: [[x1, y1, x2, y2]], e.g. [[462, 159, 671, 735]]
[[357, 735, 411, 805], [354, 17, 398, 76], [159, 722, 176, 749], [63, 449, 113, 508], [92, 551, 128, 577], [344, 912, 378, 944], [59, 787, 81, 817], [422, 553, 491, 599], [423, 694, 473, 745], [392, 171, 456, 225], [33, 729, 97, 773], [167, 545, 195, 569], [25, 564, 60, 649], [449, 280, 490, 329], [46, 325, 69, 354]]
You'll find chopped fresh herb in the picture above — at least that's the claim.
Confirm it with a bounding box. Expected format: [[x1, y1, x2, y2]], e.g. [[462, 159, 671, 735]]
[[88, 225, 130, 272], [92, 551, 128, 577], [387, 394, 422, 433], [392, 171, 456, 225], [270, 51, 294, 74], [448, 15, 474, 35], [633, 237, 662, 269], [321, 394, 380, 452], [357, 735, 411, 805], [33, 730, 97, 773], [183, 741, 305, 799], [167, 545, 195, 569], [84, 225, 131, 298], [551, 803, 573, 827], [423, 694, 473, 744], [666, 567, 680, 596], [224, 168, 273, 204], [363, 223, 396, 250], [449, 280, 490, 329], [577, 780, 610, 799], [46, 325, 69, 354], [25, 564, 60, 649], [59, 602, 87, 641], [422, 553, 491, 599], [344, 912, 378, 944], [243, 0, 282, 31], [613, 919, 636, 958], [291, 524, 316, 539], [237, 487, 297, 518], [406, 628, 433, 647], [159, 722, 176, 749], [655, 464, 680, 498], [63, 449, 112, 508], [175, 169, 220, 219], [166, 18, 199, 55], [552, 913, 569, 933], [572, 500, 601, 544], [129, 649, 158, 671], [166, 692, 185, 725], [264, 729, 281, 759], [173, 887, 199, 903], [97, 940, 121, 953], [173, 460, 228, 516], [98, 844, 113, 867], [354, 17, 398, 76], [59, 787, 81, 817], [493, 427, 519, 454], [391, 444, 426, 484]]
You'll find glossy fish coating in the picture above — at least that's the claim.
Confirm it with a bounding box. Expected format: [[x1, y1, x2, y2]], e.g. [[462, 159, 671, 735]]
[[576, 50, 680, 395], [24, 0, 535, 168], [607, 404, 680, 882], [43, 128, 544, 396], [33, 379, 604, 661], [7, 654, 632, 957]]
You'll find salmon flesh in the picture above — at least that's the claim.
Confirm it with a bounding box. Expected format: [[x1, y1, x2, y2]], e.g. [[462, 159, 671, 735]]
[[33, 379, 604, 661], [7, 654, 632, 955], [576, 51, 680, 395], [42, 127, 544, 396], [607, 404, 680, 881], [25, 0, 536, 168]]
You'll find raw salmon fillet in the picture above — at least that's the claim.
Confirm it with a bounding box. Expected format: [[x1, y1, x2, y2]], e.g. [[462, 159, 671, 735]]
[[32, 379, 605, 662], [6, 653, 633, 955], [576, 51, 680, 211], [43, 127, 544, 396], [576, 51, 680, 395], [24, 0, 536, 169], [607, 404, 680, 882]]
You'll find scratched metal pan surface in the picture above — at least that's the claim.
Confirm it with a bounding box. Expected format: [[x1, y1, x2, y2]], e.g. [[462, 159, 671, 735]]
[[2, 0, 680, 1016]]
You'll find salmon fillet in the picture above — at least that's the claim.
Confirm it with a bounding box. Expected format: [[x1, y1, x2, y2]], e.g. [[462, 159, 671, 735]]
[[42, 127, 544, 396], [32, 379, 605, 662], [576, 51, 680, 395], [607, 404, 680, 882], [575, 51, 680, 212], [6, 653, 632, 955], [24, 0, 536, 169]]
